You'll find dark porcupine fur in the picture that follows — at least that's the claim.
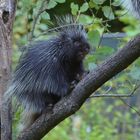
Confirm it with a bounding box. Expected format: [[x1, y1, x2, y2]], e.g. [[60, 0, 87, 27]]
[[5, 16, 90, 130], [122, 0, 140, 18]]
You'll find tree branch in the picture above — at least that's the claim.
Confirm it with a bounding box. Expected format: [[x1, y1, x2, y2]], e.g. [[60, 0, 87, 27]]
[[119, 97, 140, 116], [17, 33, 140, 140], [29, 0, 50, 40], [90, 84, 140, 98]]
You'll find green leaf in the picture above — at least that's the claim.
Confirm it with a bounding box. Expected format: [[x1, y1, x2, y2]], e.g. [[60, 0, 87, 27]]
[[39, 23, 48, 30], [128, 67, 140, 80], [79, 14, 93, 24], [93, 0, 106, 5], [47, 1, 57, 9], [55, 0, 65, 3], [80, 2, 89, 13], [20, 0, 36, 11], [70, 2, 79, 15], [112, 0, 121, 6], [88, 63, 97, 70], [102, 6, 115, 20], [41, 12, 50, 20], [88, 30, 100, 48]]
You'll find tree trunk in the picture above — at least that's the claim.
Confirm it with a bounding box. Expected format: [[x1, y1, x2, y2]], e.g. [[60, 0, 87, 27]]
[[0, 0, 16, 140]]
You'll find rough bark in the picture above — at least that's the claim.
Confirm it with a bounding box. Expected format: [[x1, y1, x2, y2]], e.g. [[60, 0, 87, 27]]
[[17, 35, 140, 140], [0, 0, 16, 140]]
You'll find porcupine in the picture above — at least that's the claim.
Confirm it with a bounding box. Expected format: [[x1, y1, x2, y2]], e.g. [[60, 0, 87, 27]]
[[5, 16, 90, 130], [122, 0, 140, 18]]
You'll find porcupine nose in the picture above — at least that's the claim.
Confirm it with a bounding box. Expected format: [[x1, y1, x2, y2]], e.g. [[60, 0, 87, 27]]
[[85, 47, 90, 54], [78, 46, 90, 60]]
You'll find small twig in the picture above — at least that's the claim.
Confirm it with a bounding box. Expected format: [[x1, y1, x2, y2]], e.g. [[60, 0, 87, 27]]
[[97, 28, 105, 48], [119, 97, 140, 116], [102, 12, 128, 23], [89, 84, 140, 98], [29, 0, 49, 40], [91, 94, 134, 98], [119, 83, 140, 116]]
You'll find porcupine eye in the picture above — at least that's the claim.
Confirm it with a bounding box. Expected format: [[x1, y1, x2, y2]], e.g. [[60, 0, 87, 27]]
[[74, 40, 81, 47], [74, 40, 90, 53]]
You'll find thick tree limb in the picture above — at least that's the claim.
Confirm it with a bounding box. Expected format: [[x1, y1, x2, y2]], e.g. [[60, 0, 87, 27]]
[[17, 34, 140, 140]]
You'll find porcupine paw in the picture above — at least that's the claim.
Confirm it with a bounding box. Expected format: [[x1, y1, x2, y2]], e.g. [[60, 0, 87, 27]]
[[43, 104, 54, 114], [70, 80, 78, 89]]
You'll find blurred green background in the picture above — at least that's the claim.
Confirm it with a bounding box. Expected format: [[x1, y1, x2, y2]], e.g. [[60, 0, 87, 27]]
[[12, 0, 140, 140]]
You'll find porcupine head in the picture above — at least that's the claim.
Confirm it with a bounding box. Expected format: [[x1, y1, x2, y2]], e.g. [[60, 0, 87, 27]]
[[4, 15, 90, 131]]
